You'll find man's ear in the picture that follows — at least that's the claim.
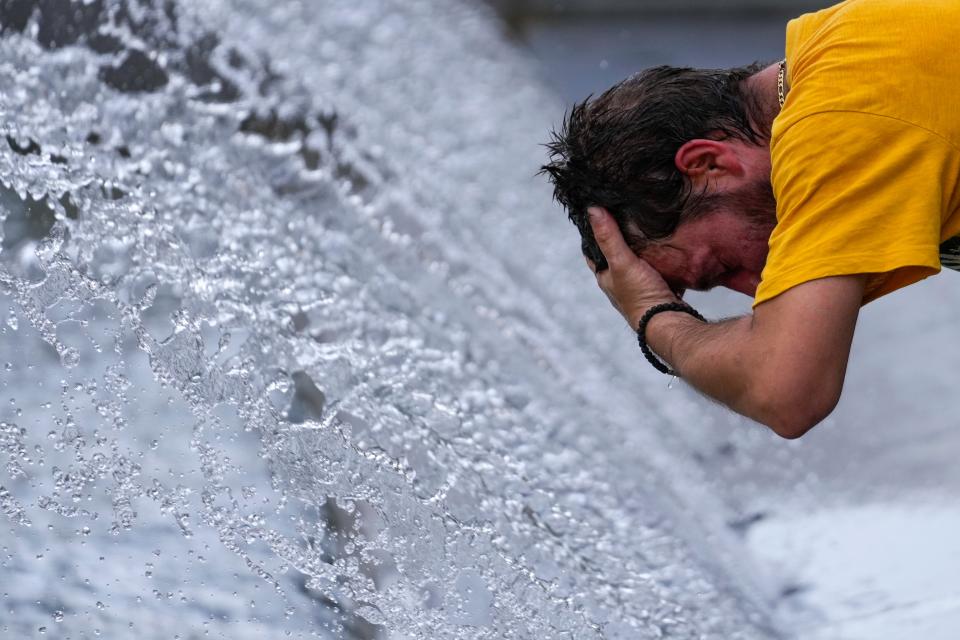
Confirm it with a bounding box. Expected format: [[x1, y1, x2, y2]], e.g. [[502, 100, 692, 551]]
[[674, 139, 745, 179]]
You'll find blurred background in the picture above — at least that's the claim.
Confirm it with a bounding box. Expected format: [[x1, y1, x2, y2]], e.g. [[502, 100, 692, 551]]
[[491, 0, 823, 103]]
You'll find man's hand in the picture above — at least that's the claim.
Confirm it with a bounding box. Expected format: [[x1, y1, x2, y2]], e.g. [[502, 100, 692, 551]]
[[586, 206, 678, 328]]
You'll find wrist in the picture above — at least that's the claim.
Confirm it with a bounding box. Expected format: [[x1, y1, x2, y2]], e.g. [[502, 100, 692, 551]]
[[635, 301, 706, 376], [628, 295, 682, 330]]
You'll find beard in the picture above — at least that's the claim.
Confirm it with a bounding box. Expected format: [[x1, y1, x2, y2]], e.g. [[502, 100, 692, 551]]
[[724, 177, 778, 227], [683, 175, 777, 230]]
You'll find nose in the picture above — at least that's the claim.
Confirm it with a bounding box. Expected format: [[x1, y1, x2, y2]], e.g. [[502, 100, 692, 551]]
[[721, 270, 760, 297], [661, 275, 688, 299]]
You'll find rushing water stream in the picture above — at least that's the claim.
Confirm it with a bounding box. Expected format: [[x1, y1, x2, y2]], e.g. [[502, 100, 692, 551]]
[[0, 1, 781, 637]]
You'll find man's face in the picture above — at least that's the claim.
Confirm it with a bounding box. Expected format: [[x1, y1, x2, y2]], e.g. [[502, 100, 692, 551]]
[[639, 180, 777, 298]]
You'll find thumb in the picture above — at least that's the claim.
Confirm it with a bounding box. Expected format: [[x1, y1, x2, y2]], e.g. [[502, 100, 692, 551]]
[[588, 207, 633, 268]]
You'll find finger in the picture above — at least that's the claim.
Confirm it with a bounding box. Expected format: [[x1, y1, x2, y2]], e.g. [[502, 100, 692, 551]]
[[587, 207, 633, 269]]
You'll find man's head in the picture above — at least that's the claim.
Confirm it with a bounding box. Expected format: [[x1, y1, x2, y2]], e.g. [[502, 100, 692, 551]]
[[541, 63, 778, 296]]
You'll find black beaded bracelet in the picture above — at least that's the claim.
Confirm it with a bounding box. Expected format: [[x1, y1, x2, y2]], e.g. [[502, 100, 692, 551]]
[[636, 302, 706, 375]]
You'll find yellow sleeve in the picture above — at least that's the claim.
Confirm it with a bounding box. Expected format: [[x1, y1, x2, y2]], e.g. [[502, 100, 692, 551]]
[[754, 111, 954, 307]]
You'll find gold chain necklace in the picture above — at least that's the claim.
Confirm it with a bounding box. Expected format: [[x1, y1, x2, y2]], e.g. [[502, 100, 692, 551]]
[[777, 59, 787, 108]]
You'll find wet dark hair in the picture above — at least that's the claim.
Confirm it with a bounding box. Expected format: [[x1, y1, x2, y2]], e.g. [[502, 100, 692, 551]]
[[540, 64, 768, 269]]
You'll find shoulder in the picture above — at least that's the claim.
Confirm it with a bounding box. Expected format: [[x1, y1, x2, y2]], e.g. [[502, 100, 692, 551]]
[[781, 0, 960, 144]]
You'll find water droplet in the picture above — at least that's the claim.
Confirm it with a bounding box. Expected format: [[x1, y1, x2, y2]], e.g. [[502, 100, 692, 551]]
[[141, 283, 158, 308]]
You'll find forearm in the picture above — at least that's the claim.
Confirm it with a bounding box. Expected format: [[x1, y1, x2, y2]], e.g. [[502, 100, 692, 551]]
[[643, 310, 839, 438], [645, 311, 758, 414]]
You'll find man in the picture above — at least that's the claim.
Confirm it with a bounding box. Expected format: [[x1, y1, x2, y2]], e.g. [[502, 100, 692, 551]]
[[541, 0, 960, 439]]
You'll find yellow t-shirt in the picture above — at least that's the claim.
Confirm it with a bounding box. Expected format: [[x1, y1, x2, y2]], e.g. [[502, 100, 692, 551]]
[[754, 0, 960, 307]]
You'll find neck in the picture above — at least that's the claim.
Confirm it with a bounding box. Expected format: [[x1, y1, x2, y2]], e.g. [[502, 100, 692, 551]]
[[744, 61, 784, 137]]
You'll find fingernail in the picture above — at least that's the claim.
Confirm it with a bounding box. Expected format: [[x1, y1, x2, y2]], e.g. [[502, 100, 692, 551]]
[[587, 207, 600, 221]]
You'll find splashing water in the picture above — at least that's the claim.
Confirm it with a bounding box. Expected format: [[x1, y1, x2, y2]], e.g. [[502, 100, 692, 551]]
[[0, 1, 780, 638]]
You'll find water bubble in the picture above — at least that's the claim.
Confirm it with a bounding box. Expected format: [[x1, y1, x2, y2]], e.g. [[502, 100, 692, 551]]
[[59, 347, 80, 368]]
